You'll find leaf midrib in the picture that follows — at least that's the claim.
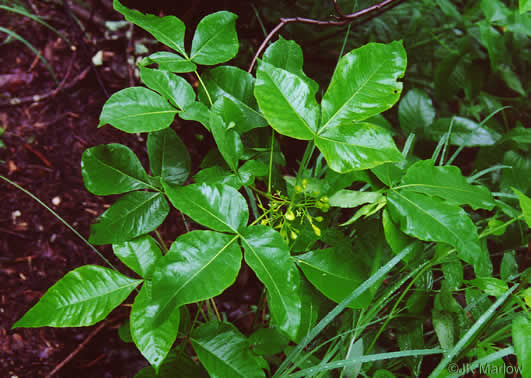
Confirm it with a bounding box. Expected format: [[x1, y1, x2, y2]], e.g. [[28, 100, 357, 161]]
[[101, 192, 162, 228], [261, 66, 316, 137], [95, 154, 154, 191], [54, 279, 140, 309], [391, 190, 470, 251], [318, 61, 384, 135], [241, 234, 293, 326], [191, 20, 232, 60]]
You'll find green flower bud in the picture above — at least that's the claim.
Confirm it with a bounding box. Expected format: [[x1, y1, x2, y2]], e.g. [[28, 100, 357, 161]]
[[285, 210, 295, 221]]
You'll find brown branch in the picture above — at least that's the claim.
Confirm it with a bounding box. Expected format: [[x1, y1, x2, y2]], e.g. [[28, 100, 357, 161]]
[[0, 65, 90, 107], [46, 321, 108, 378], [332, 0, 347, 19], [248, 0, 401, 73]]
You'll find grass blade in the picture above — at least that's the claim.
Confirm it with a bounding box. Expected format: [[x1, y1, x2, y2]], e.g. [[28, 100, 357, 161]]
[[0, 26, 57, 82], [429, 284, 518, 377], [274, 243, 415, 377]]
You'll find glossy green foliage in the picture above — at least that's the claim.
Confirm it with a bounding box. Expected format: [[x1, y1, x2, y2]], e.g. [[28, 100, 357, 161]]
[[14, 2, 530, 376], [249, 327, 289, 356], [99, 87, 177, 133], [81, 143, 153, 195], [147, 128, 191, 185], [153, 230, 241, 311], [190, 11, 239, 65], [398, 88, 435, 134], [295, 247, 373, 308], [139, 52, 197, 73], [399, 159, 495, 210], [131, 282, 181, 371], [315, 122, 403, 172], [113, 235, 162, 279], [319, 41, 406, 132], [426, 117, 501, 147], [263, 36, 319, 95], [139, 66, 195, 110], [115, 0, 237, 66], [13, 265, 141, 328], [388, 191, 482, 271], [240, 226, 302, 340], [89, 191, 169, 245], [209, 109, 244, 172], [199, 66, 266, 132], [512, 315, 530, 374], [114, 0, 186, 56], [191, 321, 266, 377], [255, 60, 319, 140], [163, 182, 248, 233]]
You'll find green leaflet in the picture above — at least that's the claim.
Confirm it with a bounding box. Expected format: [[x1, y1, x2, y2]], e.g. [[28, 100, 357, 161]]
[[130, 281, 181, 372], [147, 128, 191, 186], [319, 41, 407, 133], [295, 247, 373, 309], [520, 0, 531, 13], [89, 191, 170, 245], [315, 122, 403, 173], [152, 230, 242, 314], [194, 166, 243, 189], [398, 88, 436, 134], [163, 182, 249, 233], [432, 310, 455, 350], [513, 188, 531, 227], [254, 60, 319, 140], [114, 0, 187, 57], [113, 235, 162, 279], [426, 117, 501, 147], [190, 11, 239, 65], [139, 51, 196, 73], [191, 321, 266, 378], [328, 189, 383, 208], [81, 143, 153, 195], [99, 87, 177, 133], [180, 101, 211, 130], [469, 277, 508, 297], [262, 36, 319, 96], [13, 265, 141, 328], [240, 226, 303, 341], [199, 66, 266, 133], [399, 159, 495, 210], [209, 108, 244, 172], [249, 327, 289, 356], [387, 190, 482, 271], [512, 314, 531, 375], [139, 67, 195, 110]]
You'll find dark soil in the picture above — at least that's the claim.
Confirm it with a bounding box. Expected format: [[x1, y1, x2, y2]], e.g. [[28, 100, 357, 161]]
[[0, 2, 258, 377]]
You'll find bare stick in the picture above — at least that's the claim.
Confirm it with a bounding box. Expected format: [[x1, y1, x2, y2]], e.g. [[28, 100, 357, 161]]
[[248, 0, 401, 73], [46, 321, 108, 377]]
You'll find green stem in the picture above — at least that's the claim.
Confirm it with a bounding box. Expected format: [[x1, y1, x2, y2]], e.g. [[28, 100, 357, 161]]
[[268, 129, 275, 194], [155, 229, 168, 254], [195, 70, 213, 106]]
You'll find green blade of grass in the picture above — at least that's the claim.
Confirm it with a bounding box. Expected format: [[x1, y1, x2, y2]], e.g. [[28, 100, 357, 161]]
[[0, 175, 116, 271], [0, 26, 57, 83], [0, 5, 71, 44], [429, 284, 518, 378], [290, 348, 444, 377], [275, 243, 416, 377]]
